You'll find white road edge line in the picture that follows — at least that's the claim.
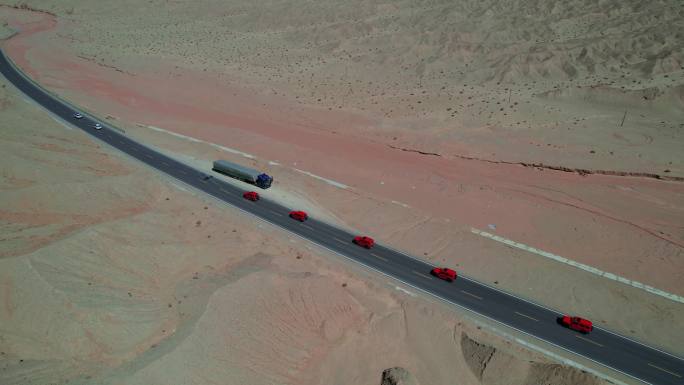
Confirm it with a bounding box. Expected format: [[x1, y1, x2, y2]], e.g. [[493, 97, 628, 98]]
[[471, 227, 684, 305], [395, 286, 416, 297], [141, 124, 256, 159], [293, 168, 349, 189]]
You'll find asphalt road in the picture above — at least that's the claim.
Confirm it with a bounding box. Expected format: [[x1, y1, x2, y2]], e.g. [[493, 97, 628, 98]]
[[2, 49, 683, 385]]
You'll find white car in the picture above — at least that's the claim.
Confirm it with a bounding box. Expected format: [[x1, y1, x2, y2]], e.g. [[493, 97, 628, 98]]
[[73, 112, 83, 119], [94, 123, 103, 130]]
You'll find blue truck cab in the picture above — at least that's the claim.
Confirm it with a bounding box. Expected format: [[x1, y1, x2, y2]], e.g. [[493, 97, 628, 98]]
[[256, 173, 273, 189]]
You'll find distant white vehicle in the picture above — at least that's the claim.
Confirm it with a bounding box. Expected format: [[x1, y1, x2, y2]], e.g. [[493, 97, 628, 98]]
[[94, 123, 103, 130], [73, 112, 83, 119]]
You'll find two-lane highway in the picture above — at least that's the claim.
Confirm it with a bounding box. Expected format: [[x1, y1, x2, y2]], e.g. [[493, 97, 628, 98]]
[[1, 49, 682, 384]]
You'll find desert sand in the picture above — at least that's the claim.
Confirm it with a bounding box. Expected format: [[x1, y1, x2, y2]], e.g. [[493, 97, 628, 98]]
[[0, 73, 610, 385], [1, 1, 683, 384]]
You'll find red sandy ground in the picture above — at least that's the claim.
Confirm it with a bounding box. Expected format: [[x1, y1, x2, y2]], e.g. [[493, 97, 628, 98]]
[[2, 7, 683, 299]]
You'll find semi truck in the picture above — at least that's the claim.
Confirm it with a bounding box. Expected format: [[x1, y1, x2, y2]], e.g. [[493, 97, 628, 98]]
[[212, 159, 273, 189]]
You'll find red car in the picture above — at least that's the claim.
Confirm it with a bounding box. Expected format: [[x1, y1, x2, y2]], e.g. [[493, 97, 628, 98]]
[[243, 191, 259, 201], [431, 267, 457, 282], [559, 315, 593, 334], [289, 210, 308, 222], [353, 236, 375, 249]]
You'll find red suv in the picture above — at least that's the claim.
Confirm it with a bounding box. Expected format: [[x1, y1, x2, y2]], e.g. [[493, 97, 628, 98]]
[[353, 236, 375, 249], [289, 210, 308, 222], [243, 191, 260, 201], [559, 315, 593, 334], [431, 267, 457, 282]]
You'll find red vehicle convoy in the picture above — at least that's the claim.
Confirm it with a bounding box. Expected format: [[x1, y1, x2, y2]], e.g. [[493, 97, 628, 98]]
[[559, 315, 593, 334], [431, 267, 457, 282], [289, 210, 308, 222], [353, 236, 375, 249], [243, 191, 260, 201]]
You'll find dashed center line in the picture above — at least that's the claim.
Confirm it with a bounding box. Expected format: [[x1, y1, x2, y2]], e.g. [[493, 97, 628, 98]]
[[460, 290, 483, 300], [575, 335, 604, 347], [270, 210, 283, 216], [119, 140, 125, 145], [515, 311, 539, 322], [161, 161, 169, 167], [413, 270, 433, 280], [648, 363, 681, 378], [370, 253, 387, 261], [220, 188, 230, 194], [145, 154, 153, 159], [301, 224, 314, 230], [333, 237, 347, 244]]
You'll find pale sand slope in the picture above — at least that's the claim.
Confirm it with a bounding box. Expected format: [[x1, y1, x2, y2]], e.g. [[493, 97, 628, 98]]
[[0, 77, 608, 385], [9, 0, 684, 177], [1, 2, 682, 357]]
